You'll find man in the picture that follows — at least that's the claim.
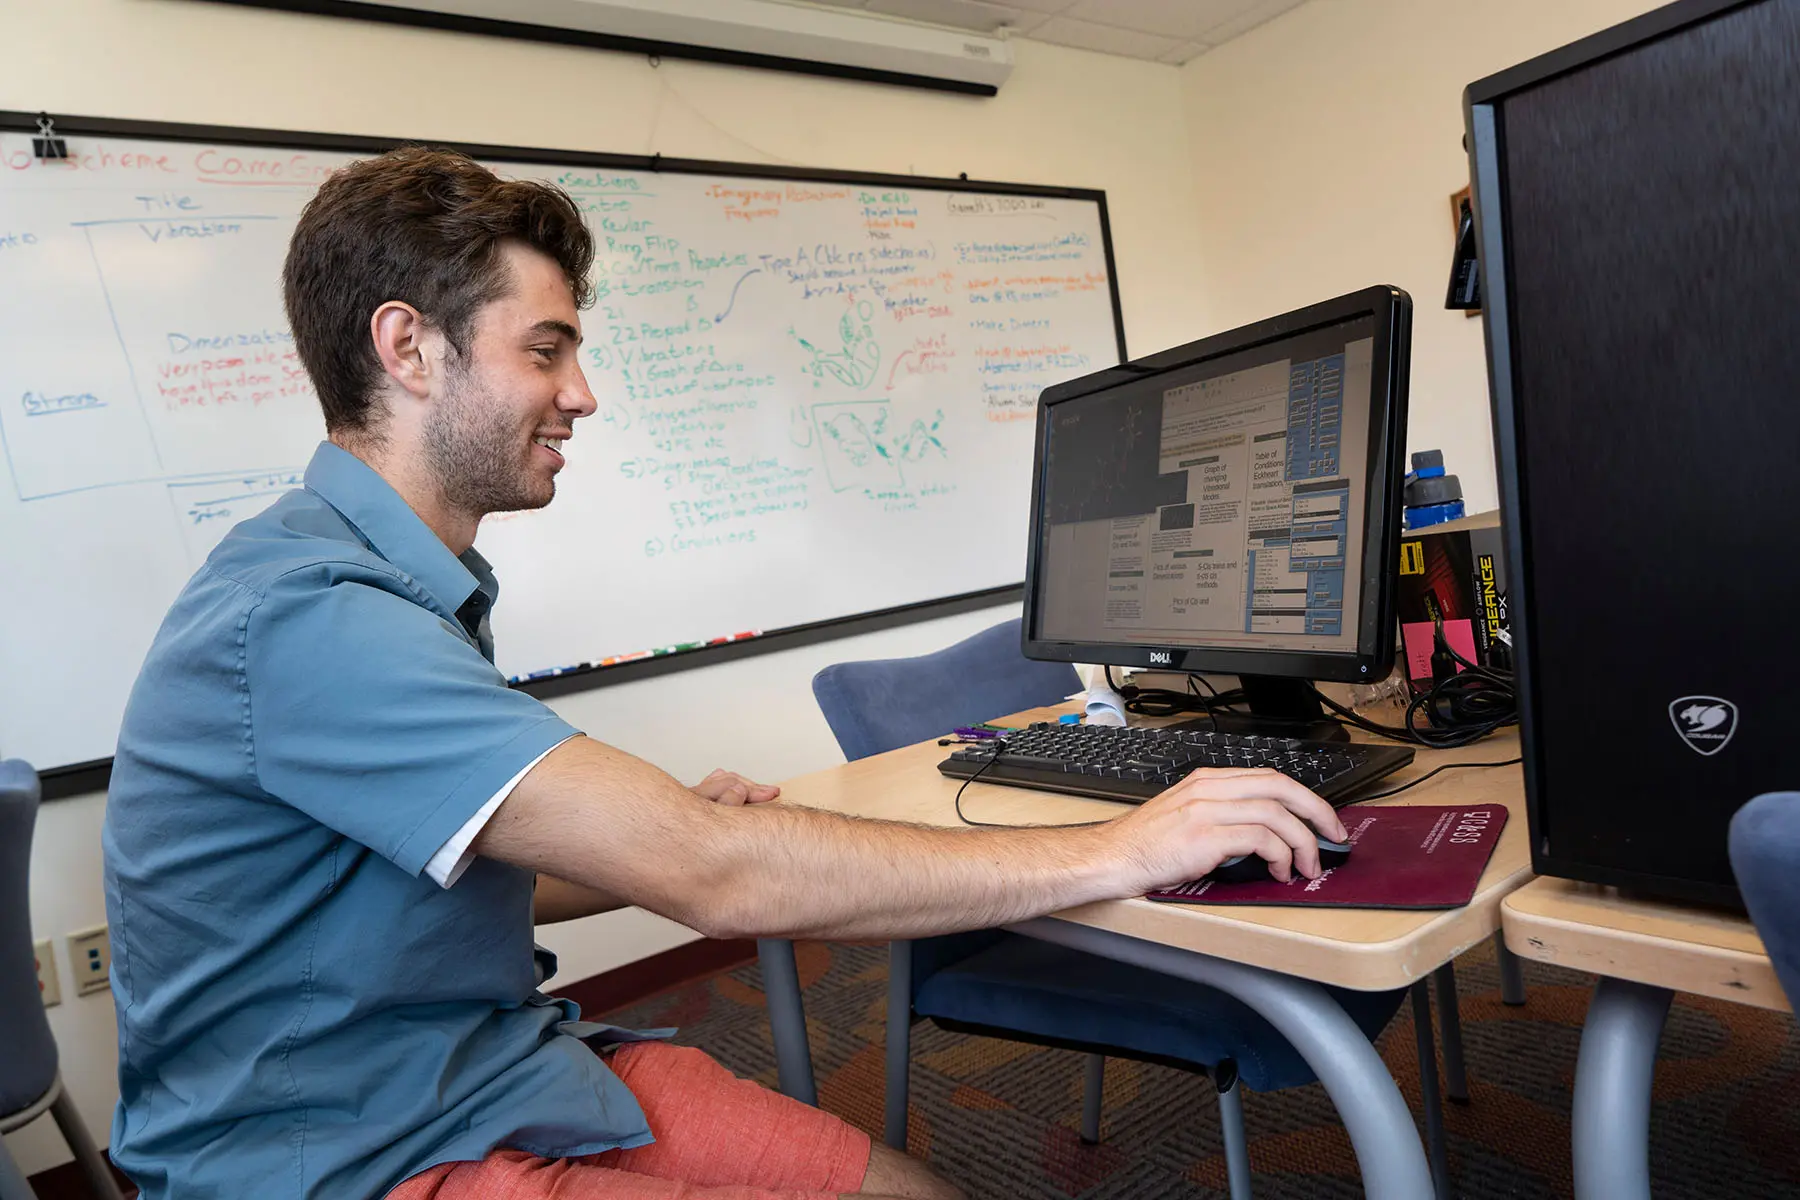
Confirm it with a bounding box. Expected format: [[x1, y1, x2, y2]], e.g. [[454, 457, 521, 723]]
[[102, 147, 1346, 1200]]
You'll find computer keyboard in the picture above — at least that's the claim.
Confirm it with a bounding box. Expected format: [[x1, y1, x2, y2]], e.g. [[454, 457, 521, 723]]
[[937, 722, 1415, 807]]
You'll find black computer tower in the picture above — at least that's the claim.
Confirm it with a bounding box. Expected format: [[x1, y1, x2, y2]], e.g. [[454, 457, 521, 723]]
[[1465, 0, 1800, 907]]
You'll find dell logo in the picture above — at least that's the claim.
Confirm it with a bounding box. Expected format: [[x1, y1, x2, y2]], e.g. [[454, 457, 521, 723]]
[[1669, 696, 1738, 757], [1149, 650, 1172, 666]]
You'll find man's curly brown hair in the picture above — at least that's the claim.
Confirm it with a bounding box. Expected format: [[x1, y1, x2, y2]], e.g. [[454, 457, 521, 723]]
[[283, 146, 593, 434]]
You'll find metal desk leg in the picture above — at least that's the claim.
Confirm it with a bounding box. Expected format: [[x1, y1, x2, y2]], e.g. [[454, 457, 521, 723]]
[[756, 938, 817, 1106], [1572, 977, 1672, 1200], [1079, 1053, 1105, 1145], [885, 941, 913, 1150], [1496, 930, 1527, 1006], [1412, 982, 1453, 1200], [1435, 963, 1470, 1103], [1011, 917, 1436, 1200]]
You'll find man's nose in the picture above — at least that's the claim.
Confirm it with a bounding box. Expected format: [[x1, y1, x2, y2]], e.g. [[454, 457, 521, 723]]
[[562, 364, 599, 419]]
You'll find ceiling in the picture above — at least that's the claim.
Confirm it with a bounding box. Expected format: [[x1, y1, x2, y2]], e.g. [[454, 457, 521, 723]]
[[793, 0, 1310, 65]]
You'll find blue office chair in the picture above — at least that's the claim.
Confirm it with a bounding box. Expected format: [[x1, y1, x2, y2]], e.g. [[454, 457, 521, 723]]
[[808, 619, 1408, 1198], [0, 760, 126, 1200], [1728, 792, 1800, 1006]]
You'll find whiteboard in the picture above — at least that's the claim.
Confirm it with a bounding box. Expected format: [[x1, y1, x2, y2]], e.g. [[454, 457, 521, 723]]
[[0, 116, 1124, 774]]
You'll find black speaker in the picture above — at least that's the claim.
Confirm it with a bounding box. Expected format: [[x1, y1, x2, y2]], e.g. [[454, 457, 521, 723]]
[[1465, 0, 1800, 907]]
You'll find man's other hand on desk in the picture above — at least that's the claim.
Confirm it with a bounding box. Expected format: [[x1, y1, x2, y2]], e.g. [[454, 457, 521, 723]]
[[475, 737, 1345, 942], [533, 766, 782, 923], [691, 768, 781, 806], [1118, 767, 1349, 892]]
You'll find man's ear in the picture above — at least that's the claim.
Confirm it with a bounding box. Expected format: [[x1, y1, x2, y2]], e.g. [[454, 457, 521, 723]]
[[370, 301, 436, 401]]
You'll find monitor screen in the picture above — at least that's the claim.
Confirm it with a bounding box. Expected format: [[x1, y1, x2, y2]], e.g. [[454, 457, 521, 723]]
[[1023, 288, 1408, 682]]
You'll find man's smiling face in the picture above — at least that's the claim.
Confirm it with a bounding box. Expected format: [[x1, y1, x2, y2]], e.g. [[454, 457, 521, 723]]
[[423, 240, 598, 517]]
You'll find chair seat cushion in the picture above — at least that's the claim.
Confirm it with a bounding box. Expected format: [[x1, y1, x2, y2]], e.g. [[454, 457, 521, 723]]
[[912, 933, 1406, 1093]]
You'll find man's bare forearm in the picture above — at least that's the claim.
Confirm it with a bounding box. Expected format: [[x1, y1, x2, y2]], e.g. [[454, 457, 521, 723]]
[[696, 803, 1123, 940], [533, 875, 629, 925], [476, 736, 1130, 941], [477, 736, 1343, 944]]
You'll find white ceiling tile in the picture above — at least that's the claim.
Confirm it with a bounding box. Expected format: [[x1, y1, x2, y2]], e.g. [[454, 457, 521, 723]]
[[1195, 0, 1308, 44], [1063, 0, 1217, 40], [863, 0, 1025, 32], [993, 9, 1055, 34], [989, 0, 1082, 13], [1156, 39, 1210, 64], [1028, 14, 1182, 60]]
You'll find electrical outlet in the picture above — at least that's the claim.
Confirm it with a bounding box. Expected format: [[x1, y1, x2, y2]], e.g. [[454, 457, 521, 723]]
[[34, 938, 60, 1007], [68, 925, 111, 998]]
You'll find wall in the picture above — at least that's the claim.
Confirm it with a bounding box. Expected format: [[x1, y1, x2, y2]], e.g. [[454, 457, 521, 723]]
[[1, 0, 1196, 1174], [1178, 0, 1667, 514]]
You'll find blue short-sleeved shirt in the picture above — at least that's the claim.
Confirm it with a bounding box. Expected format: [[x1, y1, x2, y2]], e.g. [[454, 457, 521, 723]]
[[103, 442, 656, 1200]]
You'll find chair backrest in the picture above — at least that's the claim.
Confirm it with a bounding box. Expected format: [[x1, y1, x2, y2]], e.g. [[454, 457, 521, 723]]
[[1728, 791, 1800, 1008], [811, 618, 1081, 761], [0, 759, 59, 1118]]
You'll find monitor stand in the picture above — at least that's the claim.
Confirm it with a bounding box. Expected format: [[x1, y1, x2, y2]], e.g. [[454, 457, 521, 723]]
[[1185, 675, 1349, 743]]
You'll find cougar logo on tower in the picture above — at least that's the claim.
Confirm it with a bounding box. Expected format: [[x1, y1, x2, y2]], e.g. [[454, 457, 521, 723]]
[[1668, 696, 1738, 757]]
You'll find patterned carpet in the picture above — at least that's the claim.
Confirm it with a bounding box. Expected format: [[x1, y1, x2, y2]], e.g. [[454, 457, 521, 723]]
[[599, 937, 1800, 1199]]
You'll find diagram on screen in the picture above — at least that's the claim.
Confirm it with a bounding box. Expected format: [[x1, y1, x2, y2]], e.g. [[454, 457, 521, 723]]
[[811, 401, 947, 491]]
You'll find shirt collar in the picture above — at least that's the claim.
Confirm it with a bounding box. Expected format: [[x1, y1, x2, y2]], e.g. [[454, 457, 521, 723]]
[[302, 442, 497, 623]]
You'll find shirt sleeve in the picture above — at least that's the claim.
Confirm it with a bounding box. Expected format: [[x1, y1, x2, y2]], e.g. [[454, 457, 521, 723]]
[[423, 737, 573, 887], [243, 565, 581, 877]]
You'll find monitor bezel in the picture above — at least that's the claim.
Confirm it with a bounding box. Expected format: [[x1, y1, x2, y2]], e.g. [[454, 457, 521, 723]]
[[1020, 284, 1411, 685]]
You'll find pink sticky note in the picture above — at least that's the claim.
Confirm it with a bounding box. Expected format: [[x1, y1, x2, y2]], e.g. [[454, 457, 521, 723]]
[[1403, 618, 1479, 685]]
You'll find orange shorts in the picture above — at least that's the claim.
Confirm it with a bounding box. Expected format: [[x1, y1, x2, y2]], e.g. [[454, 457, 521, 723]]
[[386, 1041, 872, 1200]]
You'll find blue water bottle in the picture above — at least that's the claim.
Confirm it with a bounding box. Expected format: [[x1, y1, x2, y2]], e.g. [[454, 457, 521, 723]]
[[1402, 449, 1465, 531]]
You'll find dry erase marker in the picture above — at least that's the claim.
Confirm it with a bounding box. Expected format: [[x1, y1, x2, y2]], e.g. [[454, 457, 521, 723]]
[[654, 641, 708, 655]]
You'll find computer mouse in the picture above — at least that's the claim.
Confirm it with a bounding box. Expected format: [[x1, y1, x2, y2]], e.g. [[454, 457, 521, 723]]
[[1206, 834, 1352, 885]]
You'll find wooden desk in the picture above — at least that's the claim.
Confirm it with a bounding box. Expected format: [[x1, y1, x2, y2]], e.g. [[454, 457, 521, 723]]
[[779, 705, 1532, 993], [763, 707, 1535, 1200], [1503, 878, 1785, 1200]]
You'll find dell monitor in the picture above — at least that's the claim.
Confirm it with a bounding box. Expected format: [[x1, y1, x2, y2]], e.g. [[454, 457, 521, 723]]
[[1020, 286, 1412, 740]]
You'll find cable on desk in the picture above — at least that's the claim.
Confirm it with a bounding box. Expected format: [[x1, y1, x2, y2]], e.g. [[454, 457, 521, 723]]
[[952, 739, 1107, 830], [1351, 757, 1523, 802], [1102, 620, 1513, 748], [1104, 664, 1246, 721], [1309, 620, 1517, 750]]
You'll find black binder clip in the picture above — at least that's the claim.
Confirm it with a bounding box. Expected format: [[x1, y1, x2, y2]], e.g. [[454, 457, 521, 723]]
[[33, 113, 67, 160]]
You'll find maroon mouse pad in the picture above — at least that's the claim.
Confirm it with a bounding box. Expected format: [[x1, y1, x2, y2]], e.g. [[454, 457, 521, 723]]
[[1148, 804, 1509, 909]]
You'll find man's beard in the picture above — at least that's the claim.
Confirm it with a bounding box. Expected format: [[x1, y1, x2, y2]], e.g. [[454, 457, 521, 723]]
[[424, 358, 555, 517]]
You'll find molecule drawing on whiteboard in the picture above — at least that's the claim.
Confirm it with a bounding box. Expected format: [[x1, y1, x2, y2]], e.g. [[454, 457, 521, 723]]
[[811, 401, 946, 492], [791, 301, 882, 390]]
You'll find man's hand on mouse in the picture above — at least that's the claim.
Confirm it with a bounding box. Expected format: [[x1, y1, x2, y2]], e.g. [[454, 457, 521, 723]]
[[1108, 767, 1347, 893], [691, 768, 781, 807]]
